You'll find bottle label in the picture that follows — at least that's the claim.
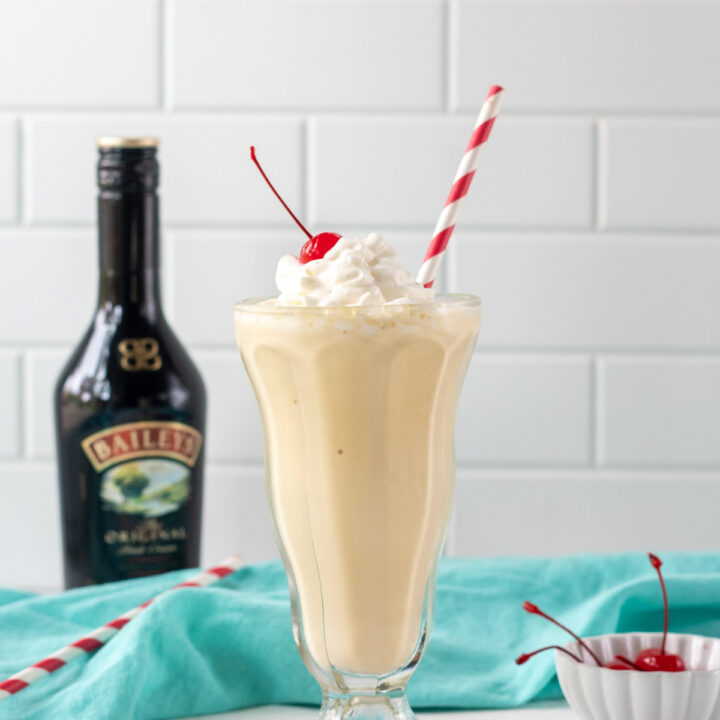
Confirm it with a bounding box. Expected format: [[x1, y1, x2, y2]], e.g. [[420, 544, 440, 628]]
[[81, 421, 203, 579], [82, 421, 202, 471]]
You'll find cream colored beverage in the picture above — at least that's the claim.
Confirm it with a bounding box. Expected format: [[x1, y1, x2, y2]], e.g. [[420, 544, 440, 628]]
[[235, 234, 481, 690]]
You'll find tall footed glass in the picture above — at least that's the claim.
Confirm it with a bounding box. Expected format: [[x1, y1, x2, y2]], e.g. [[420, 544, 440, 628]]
[[235, 295, 482, 719]]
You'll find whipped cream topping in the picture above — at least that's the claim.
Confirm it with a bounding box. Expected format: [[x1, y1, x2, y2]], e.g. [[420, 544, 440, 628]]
[[275, 233, 435, 307]]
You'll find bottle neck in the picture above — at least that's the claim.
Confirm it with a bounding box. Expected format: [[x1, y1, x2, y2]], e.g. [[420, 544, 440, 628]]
[[97, 190, 162, 319]]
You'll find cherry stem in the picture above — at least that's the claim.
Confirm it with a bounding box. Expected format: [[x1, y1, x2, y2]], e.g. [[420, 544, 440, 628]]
[[516, 645, 583, 665], [615, 654, 645, 671], [523, 602, 603, 667], [648, 553, 668, 655], [250, 146, 312, 239]]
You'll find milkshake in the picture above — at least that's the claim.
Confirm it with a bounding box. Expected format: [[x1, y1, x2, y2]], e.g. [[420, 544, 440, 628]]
[[235, 232, 481, 716]]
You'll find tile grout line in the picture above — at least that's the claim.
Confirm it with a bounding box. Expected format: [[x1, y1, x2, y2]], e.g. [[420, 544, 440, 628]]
[[594, 357, 606, 468], [10, 109, 720, 122], [595, 118, 608, 230], [4, 223, 720, 238], [162, 229, 177, 323], [588, 355, 597, 466], [304, 117, 313, 226], [20, 116, 31, 225], [456, 463, 720, 476], [20, 351, 31, 460], [9, 222, 720, 236], [589, 119, 598, 230], [15, 352, 25, 459], [5, 346, 719, 360], [470, 350, 720, 362], [0, 460, 717, 478], [442, 0, 453, 114], [159, 0, 171, 111], [188, 345, 720, 358], [300, 117, 308, 225], [118, 460, 720, 477], [446, 0, 463, 115], [14, 116, 23, 224]]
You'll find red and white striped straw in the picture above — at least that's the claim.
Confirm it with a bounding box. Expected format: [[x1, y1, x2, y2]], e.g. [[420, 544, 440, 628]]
[[416, 85, 504, 288], [0, 554, 244, 702]]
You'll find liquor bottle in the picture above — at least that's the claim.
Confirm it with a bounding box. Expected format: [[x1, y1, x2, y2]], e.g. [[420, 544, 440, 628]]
[[54, 137, 206, 588]]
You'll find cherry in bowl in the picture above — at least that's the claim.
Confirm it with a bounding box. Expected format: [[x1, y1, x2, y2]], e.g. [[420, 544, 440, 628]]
[[516, 552, 685, 672]]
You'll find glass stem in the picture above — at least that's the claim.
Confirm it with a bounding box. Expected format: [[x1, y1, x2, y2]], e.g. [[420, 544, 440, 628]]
[[318, 689, 415, 720]]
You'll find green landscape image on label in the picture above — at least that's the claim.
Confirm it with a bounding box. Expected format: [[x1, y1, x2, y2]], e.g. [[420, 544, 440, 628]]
[[100, 459, 191, 517]]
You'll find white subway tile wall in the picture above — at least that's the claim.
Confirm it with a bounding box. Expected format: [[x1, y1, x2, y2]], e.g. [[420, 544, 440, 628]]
[[26, 116, 303, 224], [309, 117, 593, 228], [0, 466, 63, 588], [25, 350, 68, 461], [169, 0, 444, 111], [0, 231, 95, 344], [453, 2, 720, 112], [456, 356, 592, 466], [201, 466, 277, 566], [603, 120, 720, 230], [0, 0, 718, 588], [171, 231, 291, 346], [598, 358, 720, 468], [452, 470, 720, 558], [0, 1, 159, 109], [453, 235, 720, 349], [193, 351, 265, 463]]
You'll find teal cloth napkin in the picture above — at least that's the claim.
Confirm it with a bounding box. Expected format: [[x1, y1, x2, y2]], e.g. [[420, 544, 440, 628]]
[[2, 552, 720, 720]]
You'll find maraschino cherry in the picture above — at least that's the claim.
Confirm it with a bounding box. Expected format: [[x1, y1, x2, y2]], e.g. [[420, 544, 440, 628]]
[[516, 552, 686, 672], [250, 146, 340, 263], [634, 553, 685, 672], [298, 232, 342, 264]]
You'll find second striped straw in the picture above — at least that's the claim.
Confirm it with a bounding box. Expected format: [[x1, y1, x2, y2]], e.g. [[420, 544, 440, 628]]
[[416, 85, 504, 287], [0, 554, 244, 703]]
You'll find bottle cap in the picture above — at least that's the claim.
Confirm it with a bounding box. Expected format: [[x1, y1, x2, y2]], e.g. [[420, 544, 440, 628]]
[[97, 138, 159, 193]]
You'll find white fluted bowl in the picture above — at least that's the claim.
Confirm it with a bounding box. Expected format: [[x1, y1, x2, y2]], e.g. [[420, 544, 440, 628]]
[[555, 633, 720, 720]]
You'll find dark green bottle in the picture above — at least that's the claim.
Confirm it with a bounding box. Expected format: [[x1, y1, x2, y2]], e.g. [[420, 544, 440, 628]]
[[54, 138, 206, 588]]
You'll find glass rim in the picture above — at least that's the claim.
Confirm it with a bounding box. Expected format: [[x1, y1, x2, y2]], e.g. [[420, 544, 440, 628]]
[[234, 293, 481, 315]]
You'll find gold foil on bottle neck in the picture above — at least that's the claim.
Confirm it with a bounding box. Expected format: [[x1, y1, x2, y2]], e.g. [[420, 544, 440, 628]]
[[96, 137, 159, 149]]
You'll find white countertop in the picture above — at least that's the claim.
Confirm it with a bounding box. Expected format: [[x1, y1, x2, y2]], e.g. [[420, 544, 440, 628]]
[[190, 701, 572, 719]]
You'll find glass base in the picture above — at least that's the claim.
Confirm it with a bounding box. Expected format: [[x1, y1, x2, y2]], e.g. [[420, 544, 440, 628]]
[[318, 691, 416, 720]]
